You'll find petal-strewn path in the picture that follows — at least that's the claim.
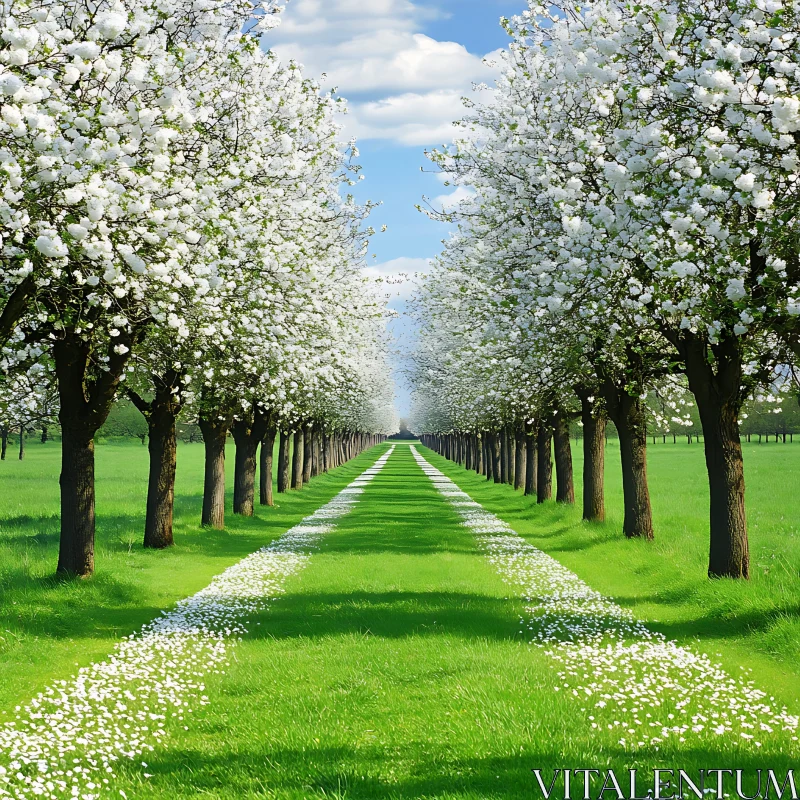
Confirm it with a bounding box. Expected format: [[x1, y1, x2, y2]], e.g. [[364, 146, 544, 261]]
[[2, 443, 798, 799]]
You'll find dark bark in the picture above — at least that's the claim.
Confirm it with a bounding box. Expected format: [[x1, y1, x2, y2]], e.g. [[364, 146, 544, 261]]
[[18, 427, 24, 460], [232, 407, 271, 517], [505, 426, 515, 486], [311, 425, 321, 477], [537, 422, 553, 503], [1, 425, 7, 460], [260, 425, 276, 506], [277, 429, 291, 492], [614, 395, 654, 540], [491, 432, 502, 483], [199, 412, 230, 529], [41, 426, 48, 444], [577, 390, 605, 522], [144, 402, 177, 547], [514, 427, 526, 491], [525, 425, 538, 497], [292, 429, 304, 489], [143, 408, 177, 548], [334, 433, 343, 468], [128, 377, 182, 549], [54, 331, 133, 577], [0, 274, 36, 348], [499, 430, 507, 483], [303, 425, 313, 483], [553, 413, 575, 505], [57, 424, 95, 577], [682, 336, 750, 578], [232, 432, 258, 515], [596, 371, 654, 540]]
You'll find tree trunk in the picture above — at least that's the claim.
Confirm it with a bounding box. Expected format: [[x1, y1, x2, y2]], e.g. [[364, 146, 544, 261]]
[[260, 426, 276, 506], [537, 422, 553, 503], [505, 426, 515, 485], [525, 422, 538, 496], [312, 425, 321, 477], [41, 426, 48, 444], [0, 425, 7, 460], [54, 332, 131, 577], [278, 429, 291, 492], [292, 429, 304, 489], [614, 395, 654, 540], [553, 413, 575, 504], [303, 425, 313, 483], [701, 407, 749, 578], [682, 335, 749, 578], [57, 423, 95, 576], [491, 432, 502, 483], [0, 273, 36, 349], [18, 427, 24, 460], [232, 410, 271, 517], [199, 413, 229, 529], [143, 386, 179, 549], [514, 427, 526, 491], [578, 391, 605, 522], [233, 435, 257, 517], [335, 433, 343, 467], [499, 430, 507, 484]]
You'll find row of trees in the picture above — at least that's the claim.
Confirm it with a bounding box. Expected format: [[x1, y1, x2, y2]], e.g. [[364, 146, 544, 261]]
[[410, 0, 800, 579], [0, 363, 58, 457], [0, 0, 397, 577]]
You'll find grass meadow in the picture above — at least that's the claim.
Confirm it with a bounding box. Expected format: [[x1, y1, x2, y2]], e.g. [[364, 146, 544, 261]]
[[426, 439, 800, 700], [0, 439, 798, 798]]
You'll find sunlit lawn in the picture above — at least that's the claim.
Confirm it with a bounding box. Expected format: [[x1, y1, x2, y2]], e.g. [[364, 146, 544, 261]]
[[0, 440, 370, 714], [422, 440, 800, 711], [0, 439, 798, 798]]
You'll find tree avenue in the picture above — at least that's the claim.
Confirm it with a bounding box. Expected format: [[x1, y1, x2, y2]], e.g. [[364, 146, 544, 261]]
[[0, 0, 397, 576], [410, 0, 800, 579]]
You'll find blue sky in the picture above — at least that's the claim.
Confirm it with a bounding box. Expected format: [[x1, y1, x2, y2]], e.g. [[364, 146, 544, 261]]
[[266, 0, 523, 416]]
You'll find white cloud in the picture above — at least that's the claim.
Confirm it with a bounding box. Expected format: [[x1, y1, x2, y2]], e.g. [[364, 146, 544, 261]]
[[276, 33, 488, 94], [271, 0, 441, 48], [267, 0, 502, 146], [345, 89, 471, 146], [362, 256, 432, 301], [433, 185, 476, 210]]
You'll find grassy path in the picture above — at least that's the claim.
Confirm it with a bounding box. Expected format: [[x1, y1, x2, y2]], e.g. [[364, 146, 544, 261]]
[[2, 442, 797, 798], [109, 443, 794, 799], [111, 442, 579, 798], [0, 442, 377, 715]]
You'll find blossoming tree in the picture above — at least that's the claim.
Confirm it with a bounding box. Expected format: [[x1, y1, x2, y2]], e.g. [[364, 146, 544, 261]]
[[412, 0, 800, 578]]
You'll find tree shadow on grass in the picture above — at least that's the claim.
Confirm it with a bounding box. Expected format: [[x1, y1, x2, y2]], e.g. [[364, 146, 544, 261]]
[[647, 604, 800, 643], [248, 589, 522, 642], [0, 454, 385, 647], [317, 520, 484, 556], [122, 741, 796, 800]]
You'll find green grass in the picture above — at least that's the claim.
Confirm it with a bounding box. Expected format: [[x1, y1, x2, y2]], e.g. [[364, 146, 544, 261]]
[[0, 440, 373, 715], [106, 443, 794, 799], [1, 441, 799, 798], [420, 440, 800, 711]]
